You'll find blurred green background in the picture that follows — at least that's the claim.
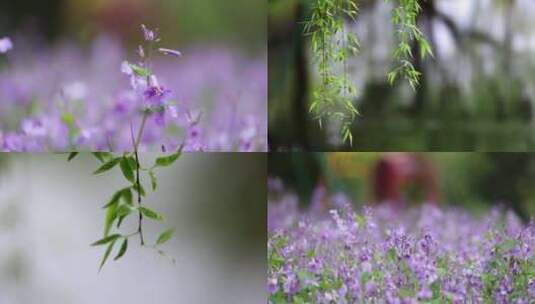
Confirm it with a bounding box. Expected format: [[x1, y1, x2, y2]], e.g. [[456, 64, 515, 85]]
[[269, 152, 535, 220], [269, 0, 535, 150], [0, 0, 266, 52]]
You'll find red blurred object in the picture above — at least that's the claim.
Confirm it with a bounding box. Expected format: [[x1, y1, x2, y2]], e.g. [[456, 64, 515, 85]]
[[373, 153, 439, 208], [94, 0, 156, 39]]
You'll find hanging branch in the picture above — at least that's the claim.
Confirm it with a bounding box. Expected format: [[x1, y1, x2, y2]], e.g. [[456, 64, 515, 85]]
[[386, 0, 434, 90], [304, 0, 360, 146], [304, 0, 433, 146]]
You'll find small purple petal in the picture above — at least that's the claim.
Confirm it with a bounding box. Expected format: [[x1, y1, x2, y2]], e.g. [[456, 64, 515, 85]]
[[0, 37, 13, 54], [159, 48, 182, 58]]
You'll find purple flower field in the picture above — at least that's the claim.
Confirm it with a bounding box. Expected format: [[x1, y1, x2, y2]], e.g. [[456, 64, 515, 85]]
[[268, 186, 535, 303], [0, 31, 266, 152]]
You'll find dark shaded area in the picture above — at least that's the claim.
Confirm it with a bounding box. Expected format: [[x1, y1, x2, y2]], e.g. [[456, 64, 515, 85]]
[[0, 0, 65, 41], [186, 153, 267, 256]]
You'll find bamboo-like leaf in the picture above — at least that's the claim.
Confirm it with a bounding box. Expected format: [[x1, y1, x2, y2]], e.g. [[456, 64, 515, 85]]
[[92, 152, 113, 163], [91, 234, 121, 246], [114, 238, 128, 261], [149, 170, 157, 191], [94, 158, 121, 175], [120, 157, 135, 183], [139, 207, 164, 221], [155, 152, 181, 167], [67, 152, 78, 161], [116, 204, 133, 218], [99, 239, 117, 272], [122, 188, 133, 205], [103, 203, 118, 237], [132, 183, 146, 197], [102, 188, 127, 209], [156, 228, 175, 246]]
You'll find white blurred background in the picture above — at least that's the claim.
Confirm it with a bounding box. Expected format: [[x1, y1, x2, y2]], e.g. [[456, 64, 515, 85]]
[[0, 153, 266, 303]]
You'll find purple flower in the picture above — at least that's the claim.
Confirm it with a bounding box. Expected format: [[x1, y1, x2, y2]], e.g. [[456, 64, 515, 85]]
[[417, 286, 433, 300], [159, 48, 182, 58], [143, 85, 171, 107], [0, 37, 13, 54], [21, 118, 46, 137], [141, 24, 156, 42], [307, 257, 322, 274], [283, 274, 299, 295], [267, 277, 278, 294]]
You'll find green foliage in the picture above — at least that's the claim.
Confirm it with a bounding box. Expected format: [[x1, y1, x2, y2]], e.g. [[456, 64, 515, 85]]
[[70, 152, 182, 271], [304, 0, 360, 146], [304, 0, 432, 145], [386, 0, 433, 89], [156, 228, 175, 245]]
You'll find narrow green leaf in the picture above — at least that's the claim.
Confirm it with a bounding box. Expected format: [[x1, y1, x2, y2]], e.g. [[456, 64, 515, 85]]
[[116, 204, 133, 218], [122, 188, 133, 205], [139, 206, 164, 221], [132, 183, 146, 197], [99, 239, 117, 272], [94, 158, 121, 175], [103, 203, 118, 237], [91, 234, 121, 246], [149, 170, 157, 191], [67, 152, 79, 161], [114, 238, 128, 261], [155, 152, 181, 167], [120, 157, 135, 183], [102, 188, 126, 209], [127, 157, 138, 170], [129, 64, 151, 77], [156, 228, 175, 246], [92, 152, 113, 163], [116, 215, 126, 228]]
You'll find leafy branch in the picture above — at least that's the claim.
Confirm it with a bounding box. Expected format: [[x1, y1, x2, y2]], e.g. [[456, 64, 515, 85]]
[[304, 0, 433, 146], [68, 151, 181, 271], [304, 0, 360, 146], [387, 0, 434, 90]]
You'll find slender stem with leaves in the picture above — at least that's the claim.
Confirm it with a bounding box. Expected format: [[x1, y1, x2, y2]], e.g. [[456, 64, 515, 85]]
[[67, 150, 181, 271], [65, 25, 184, 271], [386, 0, 434, 90], [304, 0, 432, 146], [304, 0, 360, 146]]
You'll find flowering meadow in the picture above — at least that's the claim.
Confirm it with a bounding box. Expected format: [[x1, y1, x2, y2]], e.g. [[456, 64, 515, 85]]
[[0, 28, 266, 152], [268, 186, 535, 303]]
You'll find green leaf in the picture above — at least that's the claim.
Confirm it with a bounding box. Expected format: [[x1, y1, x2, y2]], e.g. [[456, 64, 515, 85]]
[[120, 157, 135, 183], [149, 170, 157, 191], [99, 239, 117, 272], [92, 152, 113, 163], [127, 157, 138, 170], [132, 183, 146, 197], [122, 188, 133, 205], [94, 158, 121, 175], [61, 113, 76, 128], [103, 203, 118, 237], [129, 64, 151, 77], [139, 206, 164, 221], [155, 152, 181, 167], [67, 152, 79, 161], [156, 228, 175, 245], [91, 234, 121, 246], [114, 238, 128, 261], [102, 188, 128, 209], [116, 204, 133, 218]]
